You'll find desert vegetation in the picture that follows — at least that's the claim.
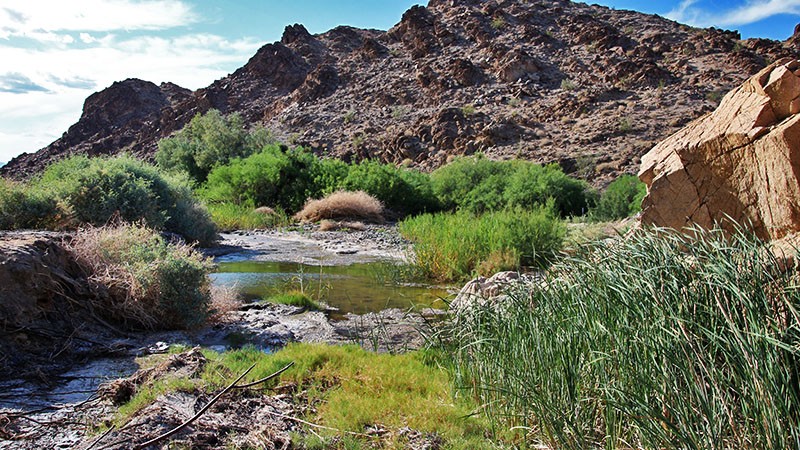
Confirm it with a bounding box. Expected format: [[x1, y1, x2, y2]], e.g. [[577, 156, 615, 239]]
[[399, 206, 564, 281], [68, 223, 215, 329], [0, 155, 217, 245]]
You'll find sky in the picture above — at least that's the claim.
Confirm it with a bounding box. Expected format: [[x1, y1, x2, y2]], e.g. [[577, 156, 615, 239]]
[[1, 0, 799, 164]]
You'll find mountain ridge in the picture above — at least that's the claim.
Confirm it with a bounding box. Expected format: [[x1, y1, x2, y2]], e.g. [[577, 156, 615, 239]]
[[3, 0, 800, 185]]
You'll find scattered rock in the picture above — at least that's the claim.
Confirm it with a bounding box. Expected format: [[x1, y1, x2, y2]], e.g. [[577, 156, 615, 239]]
[[451, 271, 535, 312]]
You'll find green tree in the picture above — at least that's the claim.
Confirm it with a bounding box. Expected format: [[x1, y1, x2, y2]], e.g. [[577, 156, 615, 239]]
[[156, 110, 275, 183]]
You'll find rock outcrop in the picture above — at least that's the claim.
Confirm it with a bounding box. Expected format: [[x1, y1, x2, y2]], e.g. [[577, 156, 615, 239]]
[[639, 58, 800, 240], [3, 1, 800, 183]]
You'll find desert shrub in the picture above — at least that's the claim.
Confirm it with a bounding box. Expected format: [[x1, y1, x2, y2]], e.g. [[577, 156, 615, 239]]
[[339, 160, 440, 215], [590, 174, 647, 220], [0, 179, 60, 229], [431, 156, 593, 216], [34, 155, 216, 245], [294, 191, 384, 223], [399, 206, 564, 281], [449, 227, 800, 449], [68, 223, 213, 330], [504, 163, 595, 216], [156, 109, 275, 183], [201, 145, 327, 212]]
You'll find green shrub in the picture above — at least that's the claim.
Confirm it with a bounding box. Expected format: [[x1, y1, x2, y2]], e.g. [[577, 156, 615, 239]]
[[35, 155, 216, 245], [504, 163, 595, 216], [431, 156, 593, 216], [590, 174, 647, 220], [449, 227, 800, 449], [156, 109, 275, 183], [399, 206, 564, 281], [340, 160, 439, 216], [0, 179, 60, 230], [68, 223, 213, 329], [201, 145, 327, 212]]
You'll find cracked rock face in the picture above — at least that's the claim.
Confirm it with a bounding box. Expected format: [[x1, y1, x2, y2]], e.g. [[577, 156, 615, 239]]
[[638, 58, 800, 240]]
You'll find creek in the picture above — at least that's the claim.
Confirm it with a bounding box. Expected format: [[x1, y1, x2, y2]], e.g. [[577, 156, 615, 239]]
[[212, 260, 450, 320]]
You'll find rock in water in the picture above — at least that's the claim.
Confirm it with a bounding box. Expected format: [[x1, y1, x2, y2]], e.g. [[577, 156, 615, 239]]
[[639, 58, 800, 240]]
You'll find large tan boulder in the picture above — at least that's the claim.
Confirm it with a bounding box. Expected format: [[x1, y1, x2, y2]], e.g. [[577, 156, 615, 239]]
[[639, 58, 800, 240]]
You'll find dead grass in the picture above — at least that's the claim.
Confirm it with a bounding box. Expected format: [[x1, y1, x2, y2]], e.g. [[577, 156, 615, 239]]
[[318, 220, 367, 232], [294, 191, 384, 223], [208, 285, 242, 323], [254, 206, 276, 216]]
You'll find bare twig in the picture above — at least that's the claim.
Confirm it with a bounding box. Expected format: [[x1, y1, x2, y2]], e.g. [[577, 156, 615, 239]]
[[84, 424, 116, 450], [132, 363, 256, 449], [263, 410, 372, 438], [233, 362, 294, 389]]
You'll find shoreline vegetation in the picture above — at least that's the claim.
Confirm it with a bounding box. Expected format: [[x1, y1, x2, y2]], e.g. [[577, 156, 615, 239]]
[[3, 109, 796, 449]]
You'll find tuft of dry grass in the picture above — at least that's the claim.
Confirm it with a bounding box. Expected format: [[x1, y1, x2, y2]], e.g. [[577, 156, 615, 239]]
[[294, 191, 384, 223], [253, 206, 276, 216], [318, 220, 366, 232], [207, 284, 242, 323]]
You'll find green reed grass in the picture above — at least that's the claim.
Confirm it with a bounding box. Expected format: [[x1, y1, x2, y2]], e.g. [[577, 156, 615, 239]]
[[398, 207, 564, 282], [206, 202, 290, 231], [447, 227, 800, 449]]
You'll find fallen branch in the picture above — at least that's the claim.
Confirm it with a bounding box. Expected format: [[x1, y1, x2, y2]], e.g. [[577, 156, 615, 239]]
[[132, 363, 256, 449], [84, 424, 115, 450], [233, 362, 294, 389]]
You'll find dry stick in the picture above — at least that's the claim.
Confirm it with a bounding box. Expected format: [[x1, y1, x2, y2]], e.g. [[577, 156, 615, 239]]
[[131, 363, 257, 450], [233, 362, 294, 389], [84, 425, 116, 450], [264, 410, 373, 438]]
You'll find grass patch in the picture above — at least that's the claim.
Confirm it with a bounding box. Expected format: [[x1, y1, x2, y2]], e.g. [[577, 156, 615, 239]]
[[399, 207, 564, 282], [449, 227, 800, 449], [206, 202, 290, 231], [200, 343, 508, 448], [265, 291, 322, 310]]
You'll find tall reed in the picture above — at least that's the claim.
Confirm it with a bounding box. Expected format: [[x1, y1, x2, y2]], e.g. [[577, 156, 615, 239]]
[[448, 227, 800, 449]]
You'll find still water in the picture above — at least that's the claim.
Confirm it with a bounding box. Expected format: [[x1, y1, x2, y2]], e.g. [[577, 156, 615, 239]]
[[211, 260, 451, 319]]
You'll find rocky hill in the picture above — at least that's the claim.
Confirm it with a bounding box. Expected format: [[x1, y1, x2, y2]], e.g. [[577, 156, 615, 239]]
[[3, 0, 800, 185]]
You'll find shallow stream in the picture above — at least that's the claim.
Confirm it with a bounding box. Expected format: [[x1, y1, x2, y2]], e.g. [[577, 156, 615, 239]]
[[212, 260, 451, 320]]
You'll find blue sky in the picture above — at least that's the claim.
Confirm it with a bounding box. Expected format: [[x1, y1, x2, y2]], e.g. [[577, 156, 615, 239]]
[[0, 0, 799, 163]]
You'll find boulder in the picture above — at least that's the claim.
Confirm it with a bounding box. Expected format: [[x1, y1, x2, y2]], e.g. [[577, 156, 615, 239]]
[[450, 271, 534, 312], [638, 58, 800, 240]]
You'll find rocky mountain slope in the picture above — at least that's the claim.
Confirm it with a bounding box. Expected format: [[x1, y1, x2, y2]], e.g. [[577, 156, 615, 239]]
[[3, 0, 800, 185]]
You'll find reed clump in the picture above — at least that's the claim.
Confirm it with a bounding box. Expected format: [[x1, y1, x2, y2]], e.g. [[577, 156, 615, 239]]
[[448, 227, 800, 449]]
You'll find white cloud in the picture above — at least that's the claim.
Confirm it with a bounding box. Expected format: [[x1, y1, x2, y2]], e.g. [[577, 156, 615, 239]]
[[0, 1, 197, 38], [0, 1, 268, 162], [667, 0, 800, 28], [79, 33, 96, 44], [0, 30, 263, 160]]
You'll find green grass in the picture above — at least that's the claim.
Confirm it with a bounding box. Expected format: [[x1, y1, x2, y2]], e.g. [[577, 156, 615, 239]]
[[265, 291, 322, 310], [117, 343, 511, 449], [447, 226, 800, 449], [206, 202, 290, 231], [399, 207, 565, 282]]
